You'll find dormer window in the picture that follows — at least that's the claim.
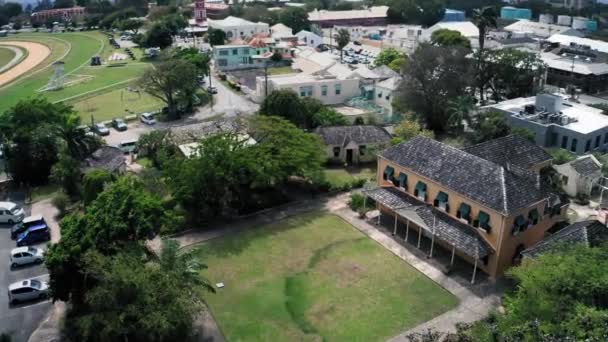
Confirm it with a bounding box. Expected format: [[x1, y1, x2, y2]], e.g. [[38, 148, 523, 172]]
[[457, 203, 471, 223], [434, 191, 449, 212], [512, 215, 527, 235], [414, 181, 427, 201], [474, 211, 491, 233]]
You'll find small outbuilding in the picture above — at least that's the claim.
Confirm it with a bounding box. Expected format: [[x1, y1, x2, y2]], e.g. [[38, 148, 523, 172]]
[[80, 146, 126, 174], [314, 125, 391, 165], [554, 154, 603, 197]]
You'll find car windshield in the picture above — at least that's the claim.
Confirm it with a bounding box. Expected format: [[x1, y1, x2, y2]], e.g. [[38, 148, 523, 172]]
[[116, 119, 125, 124], [30, 279, 41, 289], [10, 206, 21, 214], [28, 247, 38, 253]]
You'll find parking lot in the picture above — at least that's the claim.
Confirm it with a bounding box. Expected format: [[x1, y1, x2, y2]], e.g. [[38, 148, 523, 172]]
[[0, 196, 52, 342]]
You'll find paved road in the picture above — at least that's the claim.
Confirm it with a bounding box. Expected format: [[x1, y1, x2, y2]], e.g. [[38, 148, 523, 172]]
[[0, 198, 51, 342], [103, 74, 259, 146]]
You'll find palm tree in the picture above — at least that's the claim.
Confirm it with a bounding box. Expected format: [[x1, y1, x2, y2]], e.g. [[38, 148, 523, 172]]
[[336, 29, 350, 63], [472, 6, 497, 51], [55, 113, 100, 160], [154, 238, 215, 295], [447, 95, 475, 133]]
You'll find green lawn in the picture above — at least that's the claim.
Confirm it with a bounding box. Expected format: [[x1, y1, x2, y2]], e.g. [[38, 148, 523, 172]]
[[0, 32, 154, 119], [324, 166, 377, 189], [192, 212, 458, 342], [0, 46, 16, 70], [70, 86, 163, 122]]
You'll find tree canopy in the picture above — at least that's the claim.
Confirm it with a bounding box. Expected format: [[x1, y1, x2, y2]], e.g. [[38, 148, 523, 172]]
[[385, 0, 445, 27], [277, 7, 309, 33], [374, 48, 402, 67], [394, 44, 472, 133], [431, 28, 471, 49]]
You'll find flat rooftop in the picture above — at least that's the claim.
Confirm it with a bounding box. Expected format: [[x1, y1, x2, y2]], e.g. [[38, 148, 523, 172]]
[[493, 96, 608, 134]]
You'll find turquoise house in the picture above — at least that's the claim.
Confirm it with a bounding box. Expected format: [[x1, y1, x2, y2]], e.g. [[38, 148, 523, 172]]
[[213, 37, 272, 71]]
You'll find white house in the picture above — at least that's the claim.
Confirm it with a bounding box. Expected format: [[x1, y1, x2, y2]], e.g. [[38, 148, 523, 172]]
[[554, 154, 603, 197], [270, 23, 295, 40], [256, 71, 360, 105], [374, 76, 402, 116], [208, 16, 269, 40], [296, 30, 322, 48]]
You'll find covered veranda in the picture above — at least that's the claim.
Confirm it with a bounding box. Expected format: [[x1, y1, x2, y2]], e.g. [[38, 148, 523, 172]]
[[362, 187, 494, 284]]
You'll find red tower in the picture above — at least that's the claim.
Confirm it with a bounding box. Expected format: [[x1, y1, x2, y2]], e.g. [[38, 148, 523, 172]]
[[194, 0, 207, 26]]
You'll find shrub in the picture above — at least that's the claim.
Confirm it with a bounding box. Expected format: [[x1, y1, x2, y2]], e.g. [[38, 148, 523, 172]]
[[52, 193, 70, 217], [348, 193, 366, 211]]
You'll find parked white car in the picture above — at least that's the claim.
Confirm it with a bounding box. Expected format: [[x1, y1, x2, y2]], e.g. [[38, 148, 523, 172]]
[[0, 201, 25, 224], [140, 112, 156, 125], [10, 247, 44, 268], [8, 279, 49, 304]]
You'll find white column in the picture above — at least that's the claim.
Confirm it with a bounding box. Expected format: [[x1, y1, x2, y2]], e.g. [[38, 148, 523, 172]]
[[393, 214, 398, 235], [377, 210, 381, 225], [417, 227, 422, 248], [428, 216, 436, 258], [471, 257, 478, 284], [450, 245, 456, 266], [405, 220, 410, 242], [363, 196, 367, 212]]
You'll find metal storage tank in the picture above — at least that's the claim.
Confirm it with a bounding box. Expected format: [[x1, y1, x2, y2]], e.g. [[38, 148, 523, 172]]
[[586, 20, 598, 32], [572, 17, 587, 30], [515, 8, 532, 20], [500, 6, 517, 20], [539, 14, 554, 24], [557, 15, 572, 26]]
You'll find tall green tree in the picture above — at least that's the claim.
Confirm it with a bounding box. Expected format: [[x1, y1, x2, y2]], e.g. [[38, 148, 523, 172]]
[[142, 22, 173, 49], [446, 95, 475, 133], [45, 176, 179, 306], [471, 6, 497, 51], [81, 169, 113, 205], [207, 27, 226, 46], [173, 47, 210, 76], [394, 44, 472, 133], [467, 110, 511, 144], [374, 48, 402, 67], [138, 59, 198, 120], [50, 150, 82, 197], [278, 7, 309, 33], [336, 28, 350, 62], [66, 240, 214, 342]]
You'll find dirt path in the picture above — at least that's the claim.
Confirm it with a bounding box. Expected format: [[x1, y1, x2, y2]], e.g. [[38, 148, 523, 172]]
[[0, 41, 50, 87]]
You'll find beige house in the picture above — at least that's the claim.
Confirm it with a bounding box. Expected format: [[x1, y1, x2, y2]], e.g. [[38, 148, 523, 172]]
[[554, 154, 603, 197], [364, 135, 567, 282], [314, 125, 391, 164]]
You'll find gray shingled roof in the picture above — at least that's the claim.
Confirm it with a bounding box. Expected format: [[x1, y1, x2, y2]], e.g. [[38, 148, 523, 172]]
[[570, 156, 601, 177], [170, 119, 242, 144], [381, 136, 548, 215], [464, 135, 552, 170], [314, 125, 391, 147], [81, 146, 125, 173], [523, 220, 608, 258], [364, 187, 492, 258], [372, 65, 400, 79]]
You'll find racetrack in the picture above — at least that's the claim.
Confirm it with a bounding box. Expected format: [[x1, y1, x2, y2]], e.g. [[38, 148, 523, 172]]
[[0, 41, 50, 87]]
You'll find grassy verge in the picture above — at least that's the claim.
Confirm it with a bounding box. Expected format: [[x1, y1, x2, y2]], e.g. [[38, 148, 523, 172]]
[[323, 166, 376, 190], [192, 212, 458, 341]]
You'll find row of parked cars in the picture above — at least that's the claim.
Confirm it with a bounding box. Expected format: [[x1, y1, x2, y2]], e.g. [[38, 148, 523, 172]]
[[0, 202, 51, 304], [90, 113, 157, 137]]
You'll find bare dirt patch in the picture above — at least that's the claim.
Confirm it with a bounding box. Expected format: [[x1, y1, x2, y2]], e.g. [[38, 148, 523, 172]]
[[0, 41, 51, 87]]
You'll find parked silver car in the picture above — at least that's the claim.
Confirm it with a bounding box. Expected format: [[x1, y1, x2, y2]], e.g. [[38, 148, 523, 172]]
[[10, 247, 44, 268], [8, 279, 49, 304]]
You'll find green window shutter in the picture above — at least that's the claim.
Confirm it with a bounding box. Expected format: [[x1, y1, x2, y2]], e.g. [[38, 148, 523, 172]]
[[398, 173, 407, 188], [478, 211, 490, 225], [384, 166, 394, 177], [436, 191, 448, 203], [458, 203, 471, 217], [415, 181, 427, 192]]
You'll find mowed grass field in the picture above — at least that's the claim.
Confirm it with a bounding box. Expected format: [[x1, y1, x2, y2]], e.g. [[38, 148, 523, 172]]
[[192, 212, 458, 342], [0, 46, 16, 70], [70, 87, 163, 122], [0, 31, 155, 121]]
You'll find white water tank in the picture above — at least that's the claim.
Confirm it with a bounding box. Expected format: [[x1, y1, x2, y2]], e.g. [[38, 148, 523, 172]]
[[557, 15, 572, 26], [572, 17, 587, 30], [539, 14, 554, 24]]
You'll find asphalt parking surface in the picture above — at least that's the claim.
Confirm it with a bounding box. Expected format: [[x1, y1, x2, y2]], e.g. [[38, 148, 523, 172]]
[[0, 200, 51, 342]]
